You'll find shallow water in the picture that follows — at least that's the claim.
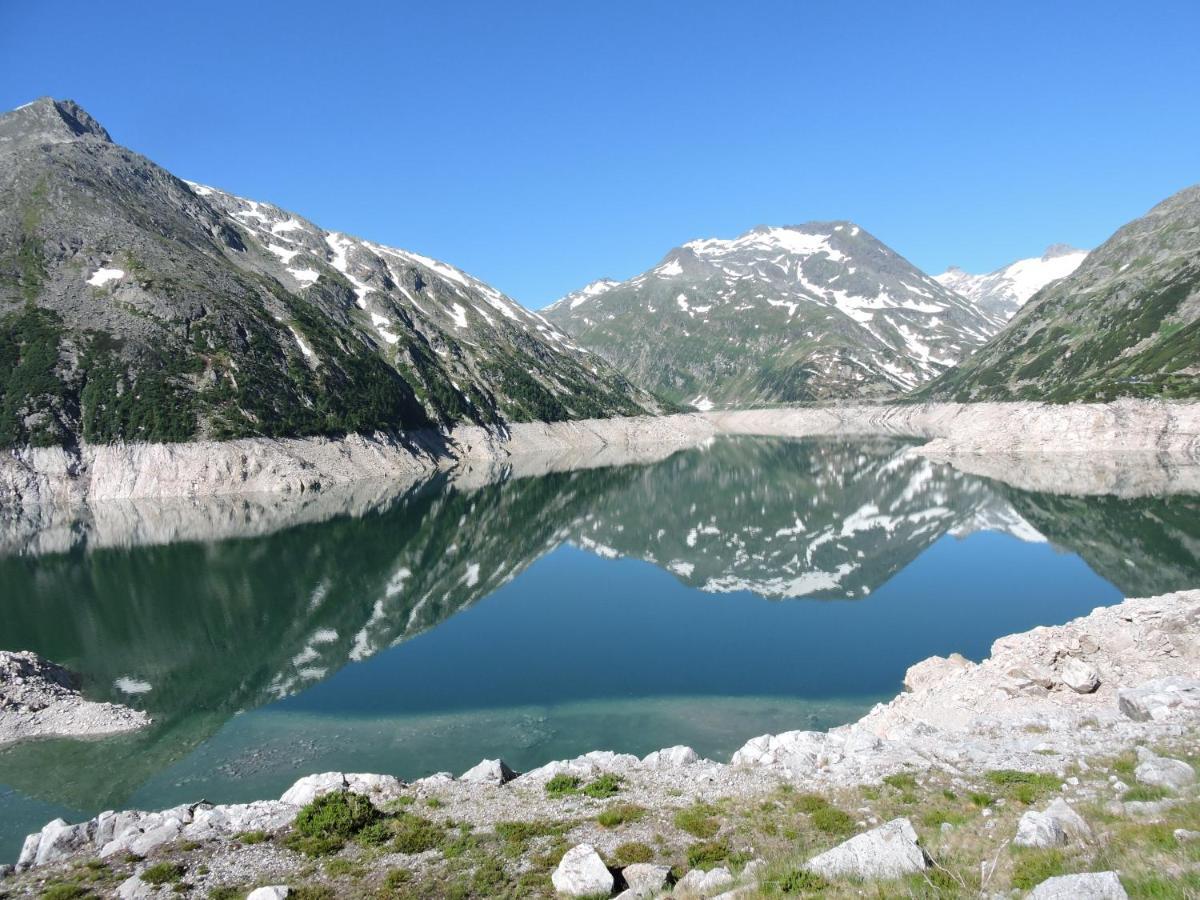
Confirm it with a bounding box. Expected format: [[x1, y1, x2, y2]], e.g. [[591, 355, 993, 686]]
[[2, 436, 1198, 861]]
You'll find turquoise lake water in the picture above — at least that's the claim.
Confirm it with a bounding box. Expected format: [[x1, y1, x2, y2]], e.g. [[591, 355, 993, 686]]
[[2, 436, 1197, 861]]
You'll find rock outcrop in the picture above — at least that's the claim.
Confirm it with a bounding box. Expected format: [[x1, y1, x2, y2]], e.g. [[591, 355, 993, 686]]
[[551, 843, 614, 897], [0, 650, 150, 745], [803, 818, 928, 880]]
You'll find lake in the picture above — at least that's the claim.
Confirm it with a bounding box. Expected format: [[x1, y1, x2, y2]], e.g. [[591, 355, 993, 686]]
[[2, 435, 1198, 861]]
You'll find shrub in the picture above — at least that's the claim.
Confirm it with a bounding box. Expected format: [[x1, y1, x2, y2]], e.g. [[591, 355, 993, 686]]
[[985, 770, 1059, 804], [494, 820, 563, 847], [776, 868, 830, 893], [383, 868, 412, 889], [687, 839, 730, 870], [293, 791, 378, 842], [391, 814, 446, 854], [140, 862, 185, 885], [674, 803, 720, 838], [582, 773, 623, 799], [355, 821, 393, 846], [792, 794, 829, 814], [545, 774, 582, 797], [810, 806, 856, 836], [598, 803, 647, 828], [234, 830, 267, 845], [969, 792, 994, 808], [613, 841, 654, 866], [39, 885, 90, 900]]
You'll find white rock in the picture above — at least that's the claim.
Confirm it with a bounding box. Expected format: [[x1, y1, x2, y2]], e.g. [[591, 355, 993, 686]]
[[1026, 871, 1128, 899], [903, 654, 970, 693], [1134, 751, 1196, 791], [641, 745, 699, 768], [1061, 658, 1100, 693], [345, 772, 405, 802], [804, 818, 928, 880], [279, 772, 347, 806], [622, 862, 671, 895], [34, 818, 94, 866], [460, 758, 516, 785], [246, 888, 291, 900], [1175, 828, 1200, 842], [412, 772, 454, 787], [675, 865, 733, 896], [552, 843, 613, 897], [1044, 798, 1092, 842], [116, 874, 155, 899], [1118, 676, 1200, 722], [1014, 810, 1065, 848], [128, 820, 183, 856]]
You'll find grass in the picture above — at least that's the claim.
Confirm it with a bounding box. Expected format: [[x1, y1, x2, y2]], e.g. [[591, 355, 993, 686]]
[[1123, 785, 1170, 802], [612, 841, 654, 866], [1009, 848, 1068, 890], [140, 862, 185, 885], [985, 770, 1060, 805], [581, 773, 623, 799], [234, 830, 268, 844], [597, 803, 647, 828], [675, 802, 721, 839], [545, 772, 622, 799], [544, 774, 582, 797], [883, 772, 918, 791], [391, 814, 447, 854], [39, 886, 93, 900], [686, 839, 734, 870], [809, 806, 856, 836]]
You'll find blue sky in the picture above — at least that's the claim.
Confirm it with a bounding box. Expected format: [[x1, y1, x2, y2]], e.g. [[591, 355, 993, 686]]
[[2, 1, 1197, 308]]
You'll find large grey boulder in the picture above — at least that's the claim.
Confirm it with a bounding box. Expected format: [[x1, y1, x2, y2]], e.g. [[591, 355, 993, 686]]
[[1060, 658, 1100, 693], [278, 771, 403, 806], [1014, 799, 1090, 848], [621, 862, 671, 895], [804, 818, 928, 880], [460, 758, 517, 785], [1118, 677, 1200, 722], [115, 874, 155, 899], [551, 844, 613, 897], [1134, 749, 1196, 791], [1026, 871, 1128, 899], [641, 745, 699, 768], [675, 866, 733, 896], [246, 888, 290, 900]]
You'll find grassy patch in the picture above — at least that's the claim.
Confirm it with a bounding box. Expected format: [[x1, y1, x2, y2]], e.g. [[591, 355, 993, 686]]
[[39, 886, 93, 900], [1122, 785, 1170, 803], [985, 770, 1059, 804], [581, 773, 623, 799], [675, 802, 721, 839], [598, 803, 647, 828], [883, 772, 918, 791], [391, 813, 447, 854], [1010, 848, 1068, 890], [234, 830, 267, 845], [140, 862, 185, 885], [545, 774, 582, 797], [613, 841, 654, 866], [810, 806, 856, 836], [687, 839, 732, 870]]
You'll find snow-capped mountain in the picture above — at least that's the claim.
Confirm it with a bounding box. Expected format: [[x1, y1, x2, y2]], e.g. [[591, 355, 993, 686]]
[[935, 245, 1088, 320], [0, 98, 658, 449], [543, 223, 1001, 407]]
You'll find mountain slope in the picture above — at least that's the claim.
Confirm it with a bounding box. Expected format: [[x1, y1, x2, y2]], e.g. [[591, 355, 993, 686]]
[[934, 244, 1088, 320], [543, 223, 1000, 407], [920, 185, 1200, 402], [0, 98, 655, 449]]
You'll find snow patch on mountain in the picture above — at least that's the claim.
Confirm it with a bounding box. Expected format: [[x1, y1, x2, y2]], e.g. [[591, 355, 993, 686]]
[[936, 245, 1087, 320]]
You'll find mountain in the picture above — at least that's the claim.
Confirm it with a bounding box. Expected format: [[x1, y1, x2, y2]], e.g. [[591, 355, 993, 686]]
[[920, 185, 1200, 402], [0, 99, 656, 450], [934, 244, 1088, 320], [543, 223, 1001, 408]]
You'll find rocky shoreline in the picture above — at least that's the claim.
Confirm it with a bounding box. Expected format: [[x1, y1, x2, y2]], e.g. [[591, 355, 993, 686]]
[[3, 589, 1197, 897], [2, 400, 1198, 508], [0, 652, 150, 747]]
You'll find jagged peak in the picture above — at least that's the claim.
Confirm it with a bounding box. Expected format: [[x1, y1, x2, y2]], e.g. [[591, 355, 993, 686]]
[[0, 97, 113, 145], [1042, 243, 1084, 260]]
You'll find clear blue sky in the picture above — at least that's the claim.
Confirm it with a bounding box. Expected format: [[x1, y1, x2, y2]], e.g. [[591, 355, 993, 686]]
[[2, 1, 1197, 307]]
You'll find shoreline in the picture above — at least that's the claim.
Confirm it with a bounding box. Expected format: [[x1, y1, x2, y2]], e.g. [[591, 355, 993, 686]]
[[4, 589, 1198, 894], [2, 399, 1198, 508]]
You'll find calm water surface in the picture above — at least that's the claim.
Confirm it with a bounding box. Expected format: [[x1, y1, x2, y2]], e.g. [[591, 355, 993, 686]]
[[1, 436, 1198, 860]]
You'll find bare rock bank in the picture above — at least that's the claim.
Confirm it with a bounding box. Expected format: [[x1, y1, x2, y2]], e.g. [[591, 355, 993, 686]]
[[3, 401, 1197, 508], [0, 651, 149, 746]]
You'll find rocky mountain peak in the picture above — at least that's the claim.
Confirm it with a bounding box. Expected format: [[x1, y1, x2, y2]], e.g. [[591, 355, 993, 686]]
[[0, 98, 113, 146], [1042, 243, 1082, 260]]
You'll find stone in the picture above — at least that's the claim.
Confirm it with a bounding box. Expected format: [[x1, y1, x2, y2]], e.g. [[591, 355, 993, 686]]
[[551, 844, 613, 897], [246, 888, 290, 900], [1043, 798, 1092, 842], [279, 772, 347, 806], [1118, 676, 1200, 722], [460, 758, 517, 785], [621, 862, 671, 895], [1014, 798, 1090, 848], [804, 818, 928, 880], [345, 773, 405, 802], [675, 865, 733, 896], [412, 772, 454, 787], [1026, 871, 1128, 899], [641, 745, 699, 768], [1134, 751, 1196, 791], [116, 874, 155, 899], [128, 820, 183, 856], [33, 818, 94, 866], [1174, 828, 1200, 842], [742, 859, 766, 881], [1061, 658, 1100, 693], [903, 654, 970, 693]]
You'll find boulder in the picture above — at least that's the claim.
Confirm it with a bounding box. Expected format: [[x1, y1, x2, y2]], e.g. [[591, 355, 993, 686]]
[[279, 772, 347, 806], [246, 888, 291, 900], [1118, 677, 1200, 722], [621, 862, 671, 895], [903, 654, 970, 693], [551, 844, 613, 897], [1014, 798, 1090, 848], [412, 772, 454, 787], [115, 874, 155, 899], [1175, 828, 1200, 842], [345, 773, 405, 802], [641, 745, 699, 768], [1026, 871, 1128, 899], [33, 818, 94, 866], [1060, 658, 1100, 693], [675, 865, 733, 896], [460, 758, 517, 785], [804, 818, 928, 880], [1134, 749, 1196, 791]]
